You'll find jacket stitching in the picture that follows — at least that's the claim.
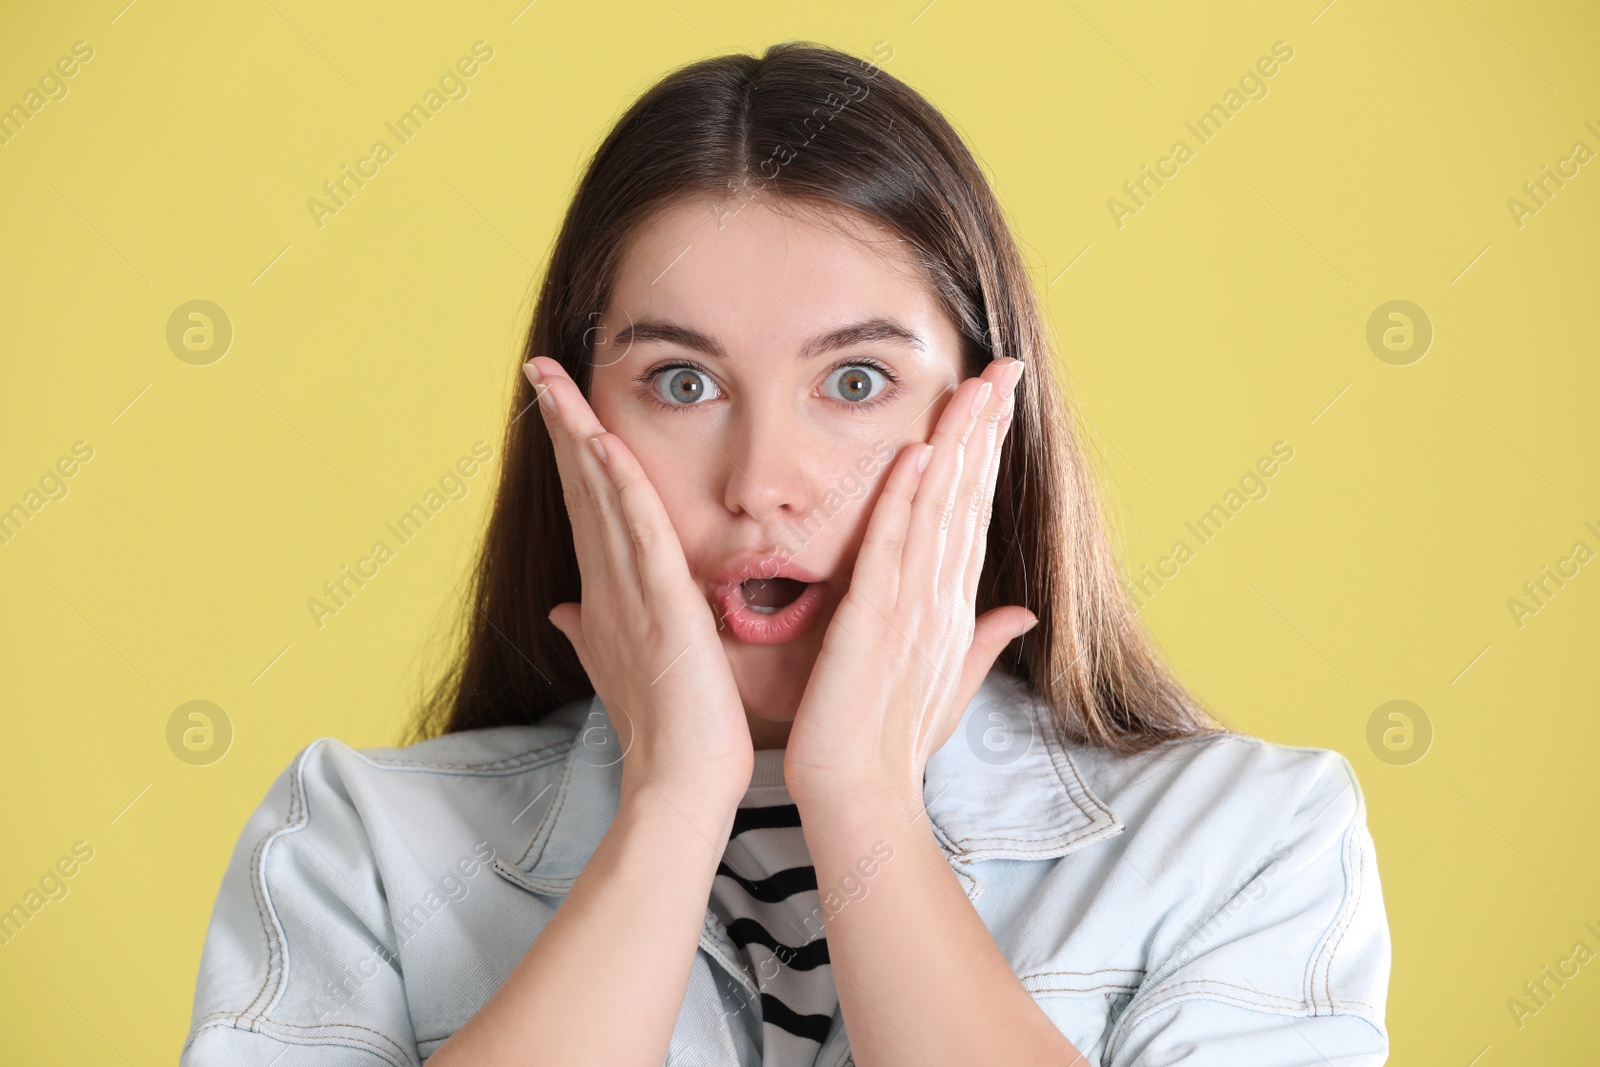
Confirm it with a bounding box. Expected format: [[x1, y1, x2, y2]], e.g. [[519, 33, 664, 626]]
[[516, 737, 582, 869], [1023, 968, 1147, 977], [233, 741, 416, 1067], [1115, 977, 1381, 1019], [491, 856, 571, 896], [1136, 977, 1305, 1008], [247, 742, 312, 1026], [1039, 700, 1126, 846], [1050, 748, 1115, 826], [946, 831, 1085, 848], [1305, 758, 1363, 1016], [1028, 982, 1142, 994], [260, 1018, 416, 1038], [925, 805, 968, 858], [932, 694, 1120, 854], [1019, 966, 1145, 995], [1304, 759, 1341, 1011], [1113, 979, 1381, 1030], [1320, 793, 1364, 1014], [256, 1017, 416, 1060], [239, 739, 315, 1026], [1103, 756, 1381, 1061], [1324, 831, 1363, 1017], [357, 738, 571, 774], [186, 1018, 412, 1067]]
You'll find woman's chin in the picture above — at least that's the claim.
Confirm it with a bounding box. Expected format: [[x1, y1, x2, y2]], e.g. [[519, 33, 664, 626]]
[[724, 636, 817, 725]]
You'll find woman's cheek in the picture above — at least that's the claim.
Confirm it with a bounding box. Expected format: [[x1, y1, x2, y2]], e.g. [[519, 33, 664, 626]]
[[844, 434, 902, 507], [806, 438, 900, 550], [640, 452, 704, 532]]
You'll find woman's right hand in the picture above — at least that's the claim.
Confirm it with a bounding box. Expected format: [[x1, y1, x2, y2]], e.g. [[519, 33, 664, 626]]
[[523, 356, 754, 809]]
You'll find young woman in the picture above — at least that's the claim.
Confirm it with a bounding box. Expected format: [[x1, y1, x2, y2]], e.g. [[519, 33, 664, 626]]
[[182, 42, 1391, 1067]]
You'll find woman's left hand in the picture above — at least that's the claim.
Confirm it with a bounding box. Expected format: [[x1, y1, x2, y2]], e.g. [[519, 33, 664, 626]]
[[783, 355, 1037, 813]]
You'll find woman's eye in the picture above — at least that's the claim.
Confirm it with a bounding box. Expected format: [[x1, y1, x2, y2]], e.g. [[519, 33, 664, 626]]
[[823, 364, 889, 404], [650, 367, 721, 406]]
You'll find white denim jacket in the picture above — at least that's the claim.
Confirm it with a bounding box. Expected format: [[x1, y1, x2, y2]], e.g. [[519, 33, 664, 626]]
[[181, 668, 1391, 1065]]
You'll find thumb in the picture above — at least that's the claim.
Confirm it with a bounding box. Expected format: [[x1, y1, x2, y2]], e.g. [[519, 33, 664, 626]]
[[954, 606, 1040, 714], [546, 601, 593, 677]]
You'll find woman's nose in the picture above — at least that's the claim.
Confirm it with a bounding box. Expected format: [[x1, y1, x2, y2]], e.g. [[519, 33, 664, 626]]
[[719, 410, 815, 525]]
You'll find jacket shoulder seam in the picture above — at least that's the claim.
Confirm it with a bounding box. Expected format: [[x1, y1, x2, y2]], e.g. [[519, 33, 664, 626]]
[[1306, 754, 1366, 1014], [237, 738, 324, 1026], [1104, 750, 1377, 1057], [237, 739, 425, 1042]]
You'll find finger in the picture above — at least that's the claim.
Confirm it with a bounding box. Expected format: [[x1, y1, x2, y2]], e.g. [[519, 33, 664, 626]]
[[576, 432, 644, 600], [587, 429, 699, 614], [958, 359, 1024, 604], [944, 365, 1004, 598], [845, 439, 933, 611], [525, 358, 608, 588], [525, 359, 637, 595], [900, 375, 990, 599], [935, 605, 1040, 755], [547, 601, 594, 675]]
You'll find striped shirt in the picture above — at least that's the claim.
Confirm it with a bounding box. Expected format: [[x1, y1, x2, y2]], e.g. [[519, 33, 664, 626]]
[[708, 748, 838, 1065]]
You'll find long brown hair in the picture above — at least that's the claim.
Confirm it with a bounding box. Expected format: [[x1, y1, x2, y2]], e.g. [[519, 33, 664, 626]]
[[404, 41, 1223, 756]]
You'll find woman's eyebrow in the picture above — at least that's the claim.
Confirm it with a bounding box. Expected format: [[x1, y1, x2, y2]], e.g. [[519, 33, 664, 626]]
[[612, 317, 926, 360], [612, 319, 725, 358], [802, 319, 927, 360]]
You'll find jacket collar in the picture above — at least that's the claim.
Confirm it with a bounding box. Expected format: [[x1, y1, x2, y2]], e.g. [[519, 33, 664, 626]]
[[503, 668, 1123, 895], [922, 668, 1124, 869]]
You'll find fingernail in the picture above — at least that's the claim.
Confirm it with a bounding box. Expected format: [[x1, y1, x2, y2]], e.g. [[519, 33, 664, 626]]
[[971, 380, 993, 418], [525, 360, 559, 414], [588, 436, 609, 465], [916, 442, 934, 472], [1020, 613, 1040, 635], [999, 360, 1025, 401]]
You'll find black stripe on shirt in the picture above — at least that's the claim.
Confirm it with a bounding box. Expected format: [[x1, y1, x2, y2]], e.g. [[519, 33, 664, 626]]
[[760, 992, 835, 1044], [730, 802, 802, 837], [724, 917, 831, 970], [716, 861, 816, 903]]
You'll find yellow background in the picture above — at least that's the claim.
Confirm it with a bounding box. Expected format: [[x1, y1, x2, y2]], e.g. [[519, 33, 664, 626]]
[[2, 0, 1596, 1061]]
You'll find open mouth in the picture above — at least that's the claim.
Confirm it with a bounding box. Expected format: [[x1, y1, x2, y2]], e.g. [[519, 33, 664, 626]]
[[739, 576, 810, 615], [709, 554, 828, 645]]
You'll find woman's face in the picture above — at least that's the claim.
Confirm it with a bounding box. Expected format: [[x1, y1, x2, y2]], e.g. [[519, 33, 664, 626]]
[[589, 195, 966, 748]]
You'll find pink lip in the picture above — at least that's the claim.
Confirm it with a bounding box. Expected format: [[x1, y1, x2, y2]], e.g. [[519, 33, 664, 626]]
[[709, 552, 828, 645]]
